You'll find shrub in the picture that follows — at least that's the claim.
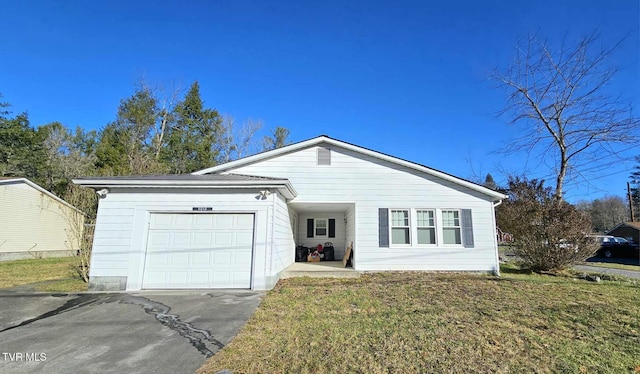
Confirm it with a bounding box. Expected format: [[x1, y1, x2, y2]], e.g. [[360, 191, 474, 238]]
[[497, 177, 599, 272]]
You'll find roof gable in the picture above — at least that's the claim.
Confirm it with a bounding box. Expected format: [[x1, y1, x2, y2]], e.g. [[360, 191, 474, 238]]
[[606, 222, 640, 233], [193, 135, 507, 200], [0, 178, 83, 213]]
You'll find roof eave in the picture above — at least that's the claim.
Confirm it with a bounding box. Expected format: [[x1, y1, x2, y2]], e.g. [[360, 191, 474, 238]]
[[72, 178, 298, 199]]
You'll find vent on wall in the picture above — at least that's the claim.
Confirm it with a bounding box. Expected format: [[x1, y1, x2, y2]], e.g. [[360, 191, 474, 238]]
[[317, 147, 331, 165]]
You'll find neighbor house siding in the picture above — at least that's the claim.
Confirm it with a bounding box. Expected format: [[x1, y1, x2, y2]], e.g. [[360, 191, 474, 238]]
[[228, 145, 499, 273], [0, 182, 82, 259], [606, 225, 640, 245], [90, 188, 273, 290]]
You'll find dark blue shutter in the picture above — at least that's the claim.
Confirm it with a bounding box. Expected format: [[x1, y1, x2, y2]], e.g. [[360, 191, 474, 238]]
[[462, 209, 474, 248], [328, 219, 336, 238], [379, 208, 389, 247], [307, 219, 314, 238]]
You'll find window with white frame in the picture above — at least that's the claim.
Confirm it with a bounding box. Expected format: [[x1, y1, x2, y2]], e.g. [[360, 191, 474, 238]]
[[315, 218, 327, 236], [416, 209, 436, 244], [390, 209, 410, 245], [442, 210, 461, 245]]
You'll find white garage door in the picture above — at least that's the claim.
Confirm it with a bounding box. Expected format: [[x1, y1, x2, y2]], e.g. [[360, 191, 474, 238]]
[[142, 213, 254, 289]]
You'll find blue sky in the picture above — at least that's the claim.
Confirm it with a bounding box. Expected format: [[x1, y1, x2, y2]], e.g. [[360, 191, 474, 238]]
[[1, 1, 638, 201]]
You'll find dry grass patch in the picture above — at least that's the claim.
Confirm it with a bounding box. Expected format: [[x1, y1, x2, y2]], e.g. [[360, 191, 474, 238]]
[[199, 270, 639, 374], [0, 257, 87, 292]]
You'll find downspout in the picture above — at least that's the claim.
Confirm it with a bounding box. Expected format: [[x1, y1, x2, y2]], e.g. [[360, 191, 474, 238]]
[[492, 199, 503, 276]]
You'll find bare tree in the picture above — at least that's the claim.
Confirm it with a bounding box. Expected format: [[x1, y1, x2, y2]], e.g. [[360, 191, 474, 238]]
[[218, 115, 262, 163], [138, 79, 182, 162], [494, 31, 640, 200], [575, 195, 629, 232], [262, 126, 291, 151], [39, 122, 97, 196], [62, 184, 98, 283]]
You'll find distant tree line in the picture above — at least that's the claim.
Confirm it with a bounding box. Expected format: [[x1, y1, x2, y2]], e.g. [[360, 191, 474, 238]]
[[0, 81, 291, 201]]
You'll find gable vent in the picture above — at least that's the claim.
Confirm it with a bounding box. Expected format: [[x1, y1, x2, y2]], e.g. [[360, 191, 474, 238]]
[[317, 148, 331, 165]]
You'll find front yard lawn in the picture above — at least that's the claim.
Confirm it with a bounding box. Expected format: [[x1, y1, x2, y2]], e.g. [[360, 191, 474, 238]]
[[0, 257, 87, 292], [199, 269, 640, 373]]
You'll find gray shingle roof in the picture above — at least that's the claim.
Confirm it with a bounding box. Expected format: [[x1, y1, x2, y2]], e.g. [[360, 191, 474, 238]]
[[73, 173, 287, 182]]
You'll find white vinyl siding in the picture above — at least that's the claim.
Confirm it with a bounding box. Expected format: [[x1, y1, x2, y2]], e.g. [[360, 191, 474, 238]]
[[89, 188, 274, 290], [390, 209, 410, 245], [270, 193, 295, 284], [442, 210, 462, 245], [231, 145, 499, 273]]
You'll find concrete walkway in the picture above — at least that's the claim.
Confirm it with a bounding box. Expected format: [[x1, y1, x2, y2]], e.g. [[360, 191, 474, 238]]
[[281, 261, 361, 279], [573, 265, 640, 280]]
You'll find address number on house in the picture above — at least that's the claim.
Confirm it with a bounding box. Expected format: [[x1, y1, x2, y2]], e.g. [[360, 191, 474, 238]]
[[192, 207, 213, 211]]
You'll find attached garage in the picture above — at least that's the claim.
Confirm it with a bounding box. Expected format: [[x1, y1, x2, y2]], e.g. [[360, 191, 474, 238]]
[[143, 213, 255, 289], [73, 174, 297, 291]]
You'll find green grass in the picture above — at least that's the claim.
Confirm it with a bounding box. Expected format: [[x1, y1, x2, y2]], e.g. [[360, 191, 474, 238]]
[[580, 261, 640, 272], [0, 257, 87, 292], [199, 269, 640, 374]]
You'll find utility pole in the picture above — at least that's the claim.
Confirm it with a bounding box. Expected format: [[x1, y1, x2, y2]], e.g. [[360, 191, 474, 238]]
[[628, 182, 635, 222]]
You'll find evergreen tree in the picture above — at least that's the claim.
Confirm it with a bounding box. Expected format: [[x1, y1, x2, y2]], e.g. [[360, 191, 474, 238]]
[[95, 123, 130, 175], [483, 173, 497, 190], [96, 87, 167, 175], [0, 98, 47, 182], [262, 126, 291, 151], [163, 81, 222, 173]]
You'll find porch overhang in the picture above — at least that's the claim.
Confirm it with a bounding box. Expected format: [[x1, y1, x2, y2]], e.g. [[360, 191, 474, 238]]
[[73, 173, 298, 200], [288, 201, 355, 213]]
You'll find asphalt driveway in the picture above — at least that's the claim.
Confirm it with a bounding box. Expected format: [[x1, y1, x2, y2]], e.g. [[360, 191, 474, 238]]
[[0, 290, 263, 374]]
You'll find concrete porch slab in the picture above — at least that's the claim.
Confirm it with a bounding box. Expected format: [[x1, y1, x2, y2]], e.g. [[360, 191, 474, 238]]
[[280, 261, 361, 279]]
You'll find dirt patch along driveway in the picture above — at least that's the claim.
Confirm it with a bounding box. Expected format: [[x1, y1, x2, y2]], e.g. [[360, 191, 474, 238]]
[[0, 291, 263, 374]]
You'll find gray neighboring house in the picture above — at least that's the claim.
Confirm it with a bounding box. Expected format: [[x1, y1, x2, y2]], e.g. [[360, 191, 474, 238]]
[[0, 177, 85, 261], [606, 222, 640, 244]]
